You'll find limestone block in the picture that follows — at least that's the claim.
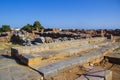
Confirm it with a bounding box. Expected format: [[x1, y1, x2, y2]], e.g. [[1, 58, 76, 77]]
[[20, 54, 41, 66]]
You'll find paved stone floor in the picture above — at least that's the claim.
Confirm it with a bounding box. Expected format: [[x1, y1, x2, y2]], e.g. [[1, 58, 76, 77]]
[[0, 55, 42, 80]]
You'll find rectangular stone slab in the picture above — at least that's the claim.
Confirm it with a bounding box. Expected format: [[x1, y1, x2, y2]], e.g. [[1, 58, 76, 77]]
[[20, 54, 41, 66]]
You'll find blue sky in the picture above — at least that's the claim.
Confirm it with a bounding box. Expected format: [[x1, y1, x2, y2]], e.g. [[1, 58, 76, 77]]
[[0, 0, 120, 29]]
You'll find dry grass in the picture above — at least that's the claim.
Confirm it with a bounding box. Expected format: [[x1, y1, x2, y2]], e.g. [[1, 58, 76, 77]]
[[0, 42, 20, 50]]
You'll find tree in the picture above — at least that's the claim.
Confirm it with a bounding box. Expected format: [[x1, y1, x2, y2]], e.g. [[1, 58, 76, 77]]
[[21, 24, 33, 31], [33, 21, 44, 30], [21, 21, 44, 31], [0, 25, 11, 32]]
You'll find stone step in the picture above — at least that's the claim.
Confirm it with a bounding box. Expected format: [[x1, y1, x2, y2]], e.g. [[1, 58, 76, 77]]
[[19, 45, 94, 66], [19, 54, 41, 66], [11, 37, 106, 55], [75, 68, 112, 80], [19, 40, 111, 66], [37, 39, 111, 59], [35, 43, 119, 78], [105, 52, 120, 64]]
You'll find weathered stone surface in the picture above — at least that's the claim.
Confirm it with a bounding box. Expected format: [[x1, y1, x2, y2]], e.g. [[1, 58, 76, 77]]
[[75, 68, 112, 80], [0, 55, 4, 59], [0, 57, 42, 80], [10, 37, 119, 79], [45, 37, 53, 43], [20, 54, 41, 66], [34, 37, 45, 43], [16, 39, 111, 66], [0, 58, 17, 69], [11, 37, 108, 67], [9, 66, 42, 80], [0, 68, 12, 80], [11, 37, 106, 55], [36, 44, 118, 78]]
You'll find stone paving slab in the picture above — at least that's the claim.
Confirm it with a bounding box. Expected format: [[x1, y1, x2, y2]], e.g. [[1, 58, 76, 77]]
[[0, 58, 17, 69], [0, 68, 12, 80], [75, 68, 112, 80], [9, 65, 42, 80], [0, 55, 4, 58], [0, 57, 42, 80]]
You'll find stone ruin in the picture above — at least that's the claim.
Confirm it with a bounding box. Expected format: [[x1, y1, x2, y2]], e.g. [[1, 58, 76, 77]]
[[0, 32, 12, 42], [10, 30, 54, 46], [11, 37, 120, 80], [0, 28, 120, 45], [0, 28, 120, 80]]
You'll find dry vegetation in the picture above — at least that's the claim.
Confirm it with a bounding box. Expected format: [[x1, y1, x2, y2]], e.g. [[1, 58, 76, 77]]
[[0, 42, 20, 50]]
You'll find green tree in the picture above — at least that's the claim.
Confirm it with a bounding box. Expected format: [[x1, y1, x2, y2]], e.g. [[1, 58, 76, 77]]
[[21, 24, 33, 31], [0, 25, 11, 32], [33, 21, 44, 30]]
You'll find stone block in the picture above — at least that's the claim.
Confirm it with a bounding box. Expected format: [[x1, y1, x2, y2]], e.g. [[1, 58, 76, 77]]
[[20, 54, 41, 66], [11, 48, 19, 57], [75, 68, 112, 80], [38, 65, 58, 78]]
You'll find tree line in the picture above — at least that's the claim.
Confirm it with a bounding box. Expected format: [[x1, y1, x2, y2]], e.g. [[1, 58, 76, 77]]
[[0, 21, 44, 32]]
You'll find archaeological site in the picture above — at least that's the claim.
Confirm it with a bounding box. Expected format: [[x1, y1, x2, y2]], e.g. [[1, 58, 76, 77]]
[[0, 28, 120, 80], [1, 0, 120, 80]]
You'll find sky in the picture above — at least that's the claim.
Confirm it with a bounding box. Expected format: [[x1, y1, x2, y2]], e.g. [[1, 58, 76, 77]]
[[0, 0, 120, 29]]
